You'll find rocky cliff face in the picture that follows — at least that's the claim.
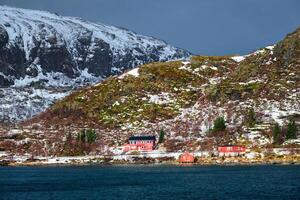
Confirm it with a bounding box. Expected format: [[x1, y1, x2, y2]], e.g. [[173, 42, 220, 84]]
[[0, 6, 190, 122]]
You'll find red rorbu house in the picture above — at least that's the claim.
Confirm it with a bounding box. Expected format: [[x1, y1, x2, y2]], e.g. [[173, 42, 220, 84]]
[[123, 136, 156, 152], [218, 145, 246, 157]]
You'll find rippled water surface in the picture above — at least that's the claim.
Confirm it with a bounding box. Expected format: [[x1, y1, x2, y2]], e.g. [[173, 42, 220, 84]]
[[1, 165, 300, 200]]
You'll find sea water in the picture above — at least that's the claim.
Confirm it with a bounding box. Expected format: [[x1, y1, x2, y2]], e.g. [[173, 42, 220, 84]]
[[0, 165, 300, 200]]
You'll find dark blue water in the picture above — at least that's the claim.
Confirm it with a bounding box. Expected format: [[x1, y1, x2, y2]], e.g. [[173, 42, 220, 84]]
[[0, 165, 300, 200]]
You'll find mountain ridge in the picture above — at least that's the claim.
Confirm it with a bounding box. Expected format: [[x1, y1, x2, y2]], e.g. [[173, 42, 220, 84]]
[[0, 5, 190, 122]]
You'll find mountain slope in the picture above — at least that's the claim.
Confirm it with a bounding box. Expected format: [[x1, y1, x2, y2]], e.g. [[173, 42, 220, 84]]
[[8, 27, 297, 156], [0, 6, 190, 122], [32, 28, 300, 129]]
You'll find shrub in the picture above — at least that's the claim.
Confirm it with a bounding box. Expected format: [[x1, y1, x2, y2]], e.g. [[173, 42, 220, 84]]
[[158, 129, 165, 143], [245, 108, 256, 127], [272, 123, 281, 145], [213, 117, 226, 131], [130, 151, 140, 155], [286, 119, 297, 140]]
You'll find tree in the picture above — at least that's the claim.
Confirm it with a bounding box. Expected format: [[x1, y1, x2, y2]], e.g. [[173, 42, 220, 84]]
[[77, 129, 97, 143], [286, 120, 297, 140], [77, 129, 86, 143], [272, 123, 281, 145], [86, 129, 97, 143], [246, 108, 256, 127], [77, 129, 86, 142], [158, 129, 165, 143], [213, 117, 226, 131]]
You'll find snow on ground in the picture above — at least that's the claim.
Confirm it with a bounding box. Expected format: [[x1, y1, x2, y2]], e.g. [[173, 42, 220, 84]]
[[180, 61, 219, 74], [40, 156, 104, 164], [112, 151, 210, 160], [238, 79, 263, 85], [208, 77, 222, 84], [0, 151, 7, 157], [265, 45, 275, 50], [119, 68, 140, 79], [261, 106, 300, 126], [148, 92, 174, 105], [201, 65, 209, 70], [179, 61, 219, 79], [179, 61, 190, 70], [210, 66, 218, 71], [0, 87, 69, 121], [284, 139, 300, 145], [181, 61, 190, 67], [231, 45, 274, 63], [244, 130, 271, 146], [231, 56, 246, 62], [1, 151, 214, 164]]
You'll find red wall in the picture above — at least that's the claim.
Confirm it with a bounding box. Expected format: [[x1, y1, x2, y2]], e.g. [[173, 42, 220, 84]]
[[218, 146, 246, 153], [123, 140, 155, 152], [179, 152, 195, 163]]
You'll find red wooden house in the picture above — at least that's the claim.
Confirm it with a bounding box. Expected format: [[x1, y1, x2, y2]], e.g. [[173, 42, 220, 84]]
[[218, 145, 246, 157], [179, 152, 195, 163], [123, 136, 156, 152]]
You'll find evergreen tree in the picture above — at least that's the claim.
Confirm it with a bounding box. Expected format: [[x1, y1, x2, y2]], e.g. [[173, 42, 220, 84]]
[[77, 129, 97, 143], [77, 129, 86, 142], [158, 129, 165, 143], [272, 123, 281, 145], [246, 108, 256, 127], [213, 117, 226, 131], [286, 120, 297, 140], [86, 129, 97, 143]]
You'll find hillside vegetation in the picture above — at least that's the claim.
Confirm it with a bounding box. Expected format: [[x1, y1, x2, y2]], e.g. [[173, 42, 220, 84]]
[[41, 56, 237, 128], [2, 28, 300, 156]]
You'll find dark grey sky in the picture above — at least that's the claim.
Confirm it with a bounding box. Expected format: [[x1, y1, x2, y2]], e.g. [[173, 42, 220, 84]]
[[0, 0, 299, 55]]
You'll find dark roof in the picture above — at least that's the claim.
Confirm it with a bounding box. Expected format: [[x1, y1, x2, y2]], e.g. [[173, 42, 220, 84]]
[[128, 136, 156, 141]]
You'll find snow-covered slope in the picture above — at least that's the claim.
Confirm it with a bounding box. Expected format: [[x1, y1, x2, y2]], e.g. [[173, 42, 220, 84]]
[[0, 6, 190, 122]]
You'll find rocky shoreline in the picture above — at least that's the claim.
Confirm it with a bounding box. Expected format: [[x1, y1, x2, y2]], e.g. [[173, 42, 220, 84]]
[[1, 154, 300, 167]]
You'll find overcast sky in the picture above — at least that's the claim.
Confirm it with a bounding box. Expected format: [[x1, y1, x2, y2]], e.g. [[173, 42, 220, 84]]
[[0, 0, 299, 55]]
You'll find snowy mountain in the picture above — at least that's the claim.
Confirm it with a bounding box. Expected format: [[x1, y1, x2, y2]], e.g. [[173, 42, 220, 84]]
[[0, 6, 190, 122]]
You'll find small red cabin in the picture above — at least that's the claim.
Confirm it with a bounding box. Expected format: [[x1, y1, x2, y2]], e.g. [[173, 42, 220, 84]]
[[123, 136, 156, 152], [218, 145, 246, 157], [179, 152, 195, 163]]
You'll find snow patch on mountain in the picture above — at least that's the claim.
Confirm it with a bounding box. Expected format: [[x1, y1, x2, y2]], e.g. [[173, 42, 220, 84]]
[[119, 68, 140, 79], [231, 45, 275, 63], [231, 56, 245, 62], [14, 66, 100, 88], [0, 87, 69, 122], [148, 92, 174, 105]]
